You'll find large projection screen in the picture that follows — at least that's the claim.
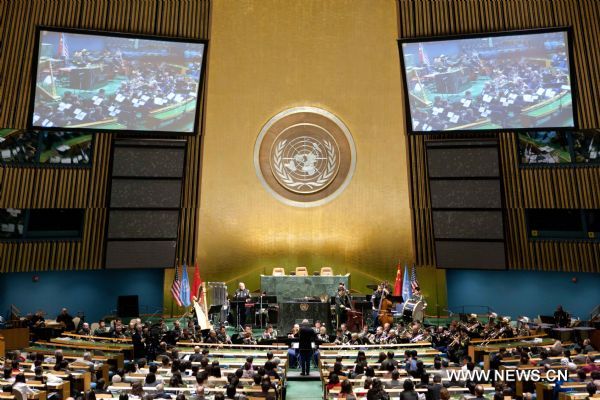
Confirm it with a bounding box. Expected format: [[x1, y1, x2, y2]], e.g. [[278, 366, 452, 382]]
[[399, 28, 576, 133], [29, 27, 206, 134]]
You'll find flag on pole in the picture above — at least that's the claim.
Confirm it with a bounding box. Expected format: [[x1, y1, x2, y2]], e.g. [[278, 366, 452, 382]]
[[191, 262, 202, 303], [58, 33, 69, 59], [401, 264, 412, 301], [410, 264, 420, 292], [170, 263, 183, 307], [393, 261, 402, 296], [418, 43, 429, 66], [180, 262, 191, 307]]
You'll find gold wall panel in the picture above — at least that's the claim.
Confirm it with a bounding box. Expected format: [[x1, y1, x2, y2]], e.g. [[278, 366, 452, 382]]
[[400, 0, 600, 273], [183, 0, 438, 315]]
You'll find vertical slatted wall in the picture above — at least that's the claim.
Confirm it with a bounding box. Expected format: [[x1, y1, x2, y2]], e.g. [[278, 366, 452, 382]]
[[0, 0, 210, 272], [400, 0, 600, 272]]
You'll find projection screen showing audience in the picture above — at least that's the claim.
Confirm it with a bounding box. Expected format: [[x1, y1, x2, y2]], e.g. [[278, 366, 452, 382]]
[[400, 29, 575, 133], [30, 28, 206, 134]]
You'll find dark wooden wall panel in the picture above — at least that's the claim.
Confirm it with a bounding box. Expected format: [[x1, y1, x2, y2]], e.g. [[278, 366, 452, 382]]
[[400, 0, 600, 272], [0, 0, 210, 272]]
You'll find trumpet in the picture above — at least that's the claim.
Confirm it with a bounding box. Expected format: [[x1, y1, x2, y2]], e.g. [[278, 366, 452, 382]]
[[448, 332, 463, 348]]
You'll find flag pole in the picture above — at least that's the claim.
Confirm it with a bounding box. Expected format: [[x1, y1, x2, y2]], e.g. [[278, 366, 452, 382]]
[[170, 258, 179, 318]]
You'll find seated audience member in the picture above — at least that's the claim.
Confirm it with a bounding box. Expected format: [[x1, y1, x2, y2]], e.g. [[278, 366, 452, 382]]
[[12, 374, 37, 398], [591, 371, 600, 391], [440, 388, 451, 400], [333, 362, 346, 377], [242, 362, 254, 378], [94, 378, 107, 394], [153, 383, 171, 399], [339, 379, 357, 400], [189, 346, 204, 362], [350, 363, 365, 379], [582, 339, 596, 353], [33, 367, 45, 383], [210, 361, 222, 378], [427, 374, 444, 400], [368, 378, 389, 400], [582, 355, 600, 373], [400, 379, 419, 400], [78, 322, 92, 335], [225, 383, 247, 400], [195, 372, 208, 399], [94, 320, 108, 336], [326, 374, 342, 392], [474, 385, 487, 400], [386, 369, 402, 388], [255, 381, 276, 400], [130, 381, 144, 397], [587, 382, 597, 398], [549, 340, 563, 356], [380, 351, 398, 371], [144, 373, 158, 387], [264, 361, 280, 380], [417, 372, 430, 389]]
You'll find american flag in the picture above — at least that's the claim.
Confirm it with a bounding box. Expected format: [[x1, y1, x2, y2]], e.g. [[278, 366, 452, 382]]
[[418, 43, 429, 66], [171, 263, 183, 307], [410, 264, 420, 292], [58, 33, 69, 59]]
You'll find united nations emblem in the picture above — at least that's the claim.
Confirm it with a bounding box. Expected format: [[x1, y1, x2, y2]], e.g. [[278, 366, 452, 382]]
[[254, 107, 356, 207]]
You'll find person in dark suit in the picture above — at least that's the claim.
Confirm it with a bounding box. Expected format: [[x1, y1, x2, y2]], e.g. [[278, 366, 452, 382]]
[[426, 374, 444, 400], [56, 308, 75, 331], [335, 287, 352, 328], [298, 319, 316, 376], [132, 324, 146, 361], [554, 305, 569, 328], [233, 282, 251, 327]]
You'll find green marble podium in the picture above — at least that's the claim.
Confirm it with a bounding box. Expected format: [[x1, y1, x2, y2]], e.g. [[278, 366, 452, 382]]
[[260, 273, 350, 302]]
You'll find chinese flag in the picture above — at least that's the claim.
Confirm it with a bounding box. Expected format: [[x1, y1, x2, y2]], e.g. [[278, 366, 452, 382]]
[[191, 262, 202, 302], [393, 261, 402, 296]]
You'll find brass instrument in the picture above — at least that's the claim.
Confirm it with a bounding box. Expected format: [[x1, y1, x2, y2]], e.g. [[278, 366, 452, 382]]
[[448, 332, 462, 348], [467, 321, 481, 332], [410, 330, 430, 343], [480, 326, 506, 346]]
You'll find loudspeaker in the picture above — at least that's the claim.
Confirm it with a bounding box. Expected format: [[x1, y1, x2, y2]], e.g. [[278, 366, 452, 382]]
[[117, 295, 139, 318]]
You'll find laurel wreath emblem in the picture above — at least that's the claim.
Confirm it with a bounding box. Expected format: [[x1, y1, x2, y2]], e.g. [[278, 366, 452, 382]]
[[273, 138, 337, 191]]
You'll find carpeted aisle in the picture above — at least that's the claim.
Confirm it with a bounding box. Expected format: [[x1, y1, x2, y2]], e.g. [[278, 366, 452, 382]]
[[286, 380, 323, 400]]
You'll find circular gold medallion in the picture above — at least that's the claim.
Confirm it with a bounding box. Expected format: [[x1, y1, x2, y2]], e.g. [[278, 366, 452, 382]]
[[299, 303, 310, 312], [254, 107, 356, 207]]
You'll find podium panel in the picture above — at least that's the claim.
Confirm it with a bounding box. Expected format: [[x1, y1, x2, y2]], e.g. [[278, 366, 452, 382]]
[[277, 301, 331, 332], [260, 274, 349, 302]]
